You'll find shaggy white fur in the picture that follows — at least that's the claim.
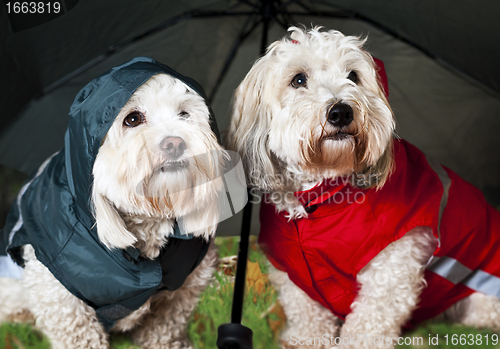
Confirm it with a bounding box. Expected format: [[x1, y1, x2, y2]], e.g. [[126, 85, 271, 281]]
[[0, 74, 225, 349], [226, 27, 500, 349], [93, 74, 225, 253]]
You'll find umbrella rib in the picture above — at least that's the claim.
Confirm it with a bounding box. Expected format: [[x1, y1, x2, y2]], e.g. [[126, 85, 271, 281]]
[[208, 14, 262, 104], [276, 2, 297, 27], [286, 3, 499, 96], [274, 14, 291, 31], [288, 2, 443, 61], [287, 9, 440, 60], [295, 0, 314, 12], [236, 0, 260, 10], [291, 0, 442, 61], [41, 8, 259, 96], [224, 0, 250, 12], [276, 0, 302, 11]]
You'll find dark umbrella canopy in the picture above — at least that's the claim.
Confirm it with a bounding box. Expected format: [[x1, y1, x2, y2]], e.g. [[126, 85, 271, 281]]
[[2, 0, 500, 235]]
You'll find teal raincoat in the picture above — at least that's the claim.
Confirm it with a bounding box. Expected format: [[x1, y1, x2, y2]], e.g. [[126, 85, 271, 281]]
[[0, 57, 220, 331]]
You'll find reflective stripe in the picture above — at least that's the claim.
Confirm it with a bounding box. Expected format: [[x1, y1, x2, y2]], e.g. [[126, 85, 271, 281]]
[[424, 157, 500, 297], [425, 157, 452, 247], [427, 257, 471, 284], [8, 153, 58, 245], [463, 269, 500, 298], [427, 256, 500, 298]]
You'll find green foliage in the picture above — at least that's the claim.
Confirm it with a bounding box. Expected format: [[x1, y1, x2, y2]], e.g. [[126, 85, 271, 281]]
[[189, 236, 281, 349], [2, 237, 499, 349], [0, 323, 50, 349], [214, 235, 270, 273], [188, 269, 280, 349], [188, 271, 230, 348], [109, 335, 141, 349]]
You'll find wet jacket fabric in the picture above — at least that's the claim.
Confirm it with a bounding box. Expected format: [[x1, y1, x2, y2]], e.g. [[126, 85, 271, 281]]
[[259, 139, 500, 326], [0, 57, 219, 331]]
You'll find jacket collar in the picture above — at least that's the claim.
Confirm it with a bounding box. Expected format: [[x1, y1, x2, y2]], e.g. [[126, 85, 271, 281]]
[[294, 179, 349, 208]]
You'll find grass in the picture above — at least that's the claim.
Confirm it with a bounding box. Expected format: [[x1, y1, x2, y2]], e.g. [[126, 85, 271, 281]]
[[1, 236, 499, 349], [188, 236, 282, 349], [0, 323, 50, 349]]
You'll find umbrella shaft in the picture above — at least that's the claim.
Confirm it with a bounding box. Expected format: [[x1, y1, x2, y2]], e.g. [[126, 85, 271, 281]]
[[231, 195, 253, 324]]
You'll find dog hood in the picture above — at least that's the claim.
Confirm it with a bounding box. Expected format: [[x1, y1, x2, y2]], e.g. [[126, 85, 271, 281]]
[[66, 56, 221, 230], [0, 57, 220, 330]]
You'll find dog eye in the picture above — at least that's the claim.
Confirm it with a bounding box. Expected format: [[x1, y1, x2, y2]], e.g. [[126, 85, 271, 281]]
[[179, 111, 189, 118], [123, 112, 144, 127], [347, 71, 358, 84], [291, 73, 307, 88]]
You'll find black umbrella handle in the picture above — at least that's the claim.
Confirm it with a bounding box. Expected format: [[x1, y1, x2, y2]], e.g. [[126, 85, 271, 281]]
[[216, 323, 253, 349], [217, 11, 268, 347], [231, 199, 252, 324], [216, 196, 253, 349]]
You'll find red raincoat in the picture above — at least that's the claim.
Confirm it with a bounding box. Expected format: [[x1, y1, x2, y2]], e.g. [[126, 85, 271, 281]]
[[259, 139, 500, 325]]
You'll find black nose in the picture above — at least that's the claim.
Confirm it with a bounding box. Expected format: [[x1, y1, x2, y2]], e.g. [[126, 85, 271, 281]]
[[327, 103, 354, 127], [160, 136, 186, 159]]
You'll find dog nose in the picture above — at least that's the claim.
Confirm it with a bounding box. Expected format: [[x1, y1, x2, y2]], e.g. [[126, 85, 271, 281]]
[[327, 103, 354, 127], [160, 136, 186, 159]]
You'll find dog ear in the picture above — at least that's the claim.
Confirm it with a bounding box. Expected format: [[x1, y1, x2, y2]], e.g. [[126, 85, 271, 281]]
[[226, 56, 282, 191], [92, 190, 138, 249]]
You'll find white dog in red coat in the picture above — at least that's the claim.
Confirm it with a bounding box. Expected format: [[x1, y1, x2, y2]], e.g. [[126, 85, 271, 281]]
[[226, 27, 500, 349]]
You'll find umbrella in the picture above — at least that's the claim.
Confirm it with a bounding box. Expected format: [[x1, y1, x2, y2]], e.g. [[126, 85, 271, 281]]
[[2, 0, 500, 236], [2, 1, 500, 347]]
